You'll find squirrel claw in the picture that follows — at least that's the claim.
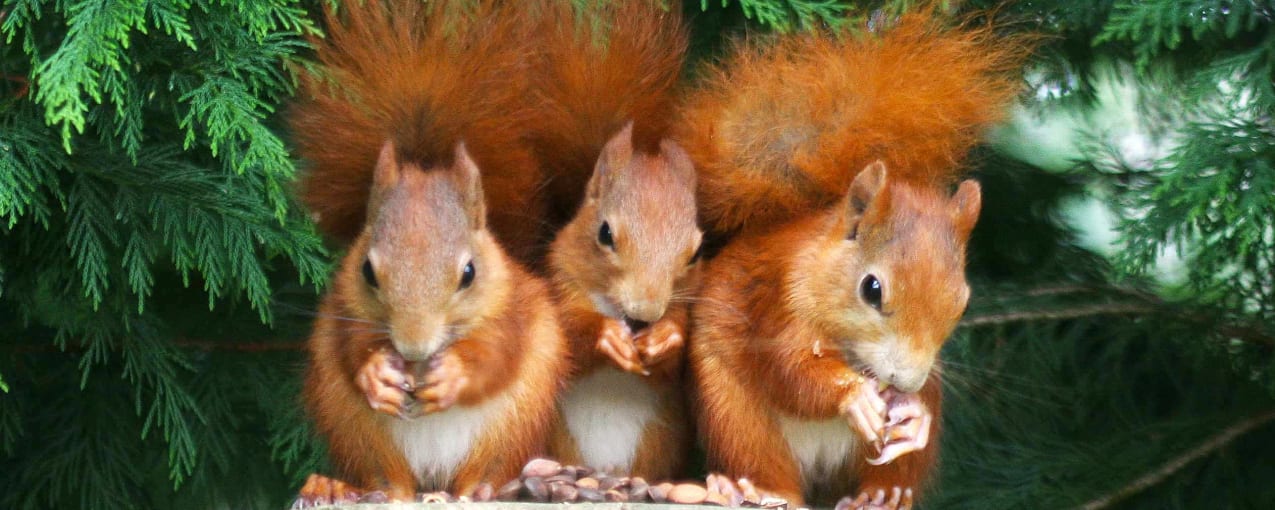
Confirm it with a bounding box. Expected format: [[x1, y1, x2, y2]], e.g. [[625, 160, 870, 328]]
[[598, 318, 648, 375], [865, 391, 931, 465], [706, 473, 781, 507], [840, 379, 888, 445], [706, 473, 792, 509], [294, 473, 361, 509], [356, 348, 416, 418], [835, 487, 911, 510], [634, 318, 684, 369], [415, 350, 468, 413], [866, 412, 931, 466]]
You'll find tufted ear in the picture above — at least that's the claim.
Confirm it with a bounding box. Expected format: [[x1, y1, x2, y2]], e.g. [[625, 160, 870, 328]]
[[843, 160, 888, 240], [587, 121, 635, 201], [660, 138, 697, 189], [951, 179, 982, 240], [453, 141, 487, 231], [367, 140, 401, 218]]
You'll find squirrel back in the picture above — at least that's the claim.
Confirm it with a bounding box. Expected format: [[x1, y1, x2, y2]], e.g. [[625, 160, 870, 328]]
[[531, 0, 689, 226], [678, 11, 1028, 234], [290, 0, 545, 263]]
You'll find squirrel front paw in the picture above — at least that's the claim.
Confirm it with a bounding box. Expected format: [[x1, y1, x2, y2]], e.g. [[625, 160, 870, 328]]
[[355, 347, 417, 418], [414, 350, 469, 414], [705, 473, 790, 508], [835, 487, 913, 510], [839, 378, 933, 465], [634, 318, 685, 369], [839, 376, 888, 448], [596, 318, 647, 375], [866, 389, 932, 466]]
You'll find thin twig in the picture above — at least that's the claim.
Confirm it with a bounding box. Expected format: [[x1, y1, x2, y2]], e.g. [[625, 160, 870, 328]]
[[8, 339, 307, 353], [960, 303, 1154, 327], [171, 339, 306, 352], [1077, 409, 1275, 510]]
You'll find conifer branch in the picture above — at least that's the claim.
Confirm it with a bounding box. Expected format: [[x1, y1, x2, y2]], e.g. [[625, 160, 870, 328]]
[[171, 339, 305, 352], [7, 339, 306, 353], [961, 303, 1154, 326], [1078, 410, 1275, 510]]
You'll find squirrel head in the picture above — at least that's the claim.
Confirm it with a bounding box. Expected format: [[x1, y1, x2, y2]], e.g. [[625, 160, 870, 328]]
[[340, 141, 510, 362], [550, 122, 703, 331], [787, 161, 980, 393]]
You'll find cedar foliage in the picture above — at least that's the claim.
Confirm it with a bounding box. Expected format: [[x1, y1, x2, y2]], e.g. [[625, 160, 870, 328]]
[[1, 0, 1273, 508]]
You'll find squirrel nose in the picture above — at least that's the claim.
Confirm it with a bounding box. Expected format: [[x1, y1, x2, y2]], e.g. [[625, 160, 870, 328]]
[[888, 369, 929, 393], [392, 319, 447, 362], [395, 343, 433, 362], [622, 301, 664, 324], [623, 316, 651, 333]]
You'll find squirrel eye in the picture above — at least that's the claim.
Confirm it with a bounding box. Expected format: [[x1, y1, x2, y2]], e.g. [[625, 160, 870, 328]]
[[689, 242, 703, 265], [362, 259, 378, 289], [860, 274, 882, 311], [598, 221, 615, 249], [458, 260, 475, 290]]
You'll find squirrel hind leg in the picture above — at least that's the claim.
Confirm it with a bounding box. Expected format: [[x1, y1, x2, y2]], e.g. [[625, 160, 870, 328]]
[[293, 473, 362, 508]]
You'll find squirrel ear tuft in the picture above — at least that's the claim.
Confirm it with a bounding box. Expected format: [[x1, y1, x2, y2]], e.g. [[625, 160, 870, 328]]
[[368, 140, 401, 218], [453, 141, 487, 231], [660, 138, 697, 188], [848, 160, 887, 216], [951, 179, 982, 240], [588, 121, 635, 201], [843, 160, 889, 239], [373, 140, 401, 188]]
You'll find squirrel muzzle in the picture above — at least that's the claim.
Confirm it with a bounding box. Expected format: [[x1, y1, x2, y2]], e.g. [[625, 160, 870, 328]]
[[391, 316, 451, 362], [618, 275, 673, 325]]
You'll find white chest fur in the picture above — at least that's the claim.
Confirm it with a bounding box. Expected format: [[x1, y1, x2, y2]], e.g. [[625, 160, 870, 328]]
[[388, 394, 511, 490], [560, 368, 661, 474], [776, 414, 860, 488]]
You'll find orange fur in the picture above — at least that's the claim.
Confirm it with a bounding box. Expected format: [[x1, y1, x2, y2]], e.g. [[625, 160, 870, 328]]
[[685, 10, 1028, 508], [290, 0, 547, 264], [300, 148, 566, 497], [536, 1, 696, 480], [677, 11, 1029, 234], [302, 137, 568, 498]]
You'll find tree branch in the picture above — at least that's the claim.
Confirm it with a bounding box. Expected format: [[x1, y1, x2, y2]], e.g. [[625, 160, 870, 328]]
[[961, 303, 1154, 327], [1077, 409, 1275, 510], [171, 339, 306, 352]]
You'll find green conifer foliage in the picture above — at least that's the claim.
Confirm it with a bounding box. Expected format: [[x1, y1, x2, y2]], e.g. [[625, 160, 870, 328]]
[[1, 1, 1272, 509], [1, 1, 328, 508]]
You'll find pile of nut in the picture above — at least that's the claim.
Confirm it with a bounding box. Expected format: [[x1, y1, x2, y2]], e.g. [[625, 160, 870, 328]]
[[321, 458, 788, 507], [490, 458, 735, 505]]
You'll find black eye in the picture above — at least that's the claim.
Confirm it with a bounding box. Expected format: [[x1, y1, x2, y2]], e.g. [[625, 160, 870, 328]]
[[860, 274, 882, 311], [598, 221, 614, 249], [689, 243, 703, 265], [458, 260, 475, 290], [362, 259, 378, 289]]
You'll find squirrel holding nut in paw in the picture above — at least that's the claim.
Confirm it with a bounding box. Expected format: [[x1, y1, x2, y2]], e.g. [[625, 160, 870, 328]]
[[681, 11, 1031, 510], [290, 0, 568, 504], [533, 0, 700, 481]]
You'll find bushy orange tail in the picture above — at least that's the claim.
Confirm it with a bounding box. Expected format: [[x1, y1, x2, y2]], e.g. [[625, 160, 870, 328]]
[[531, 0, 689, 221], [290, 0, 544, 259], [678, 11, 1031, 234]]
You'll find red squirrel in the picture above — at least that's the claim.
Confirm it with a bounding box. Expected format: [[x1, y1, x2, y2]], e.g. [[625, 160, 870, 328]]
[[678, 12, 1030, 510], [532, 1, 699, 480], [290, 1, 567, 503]]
